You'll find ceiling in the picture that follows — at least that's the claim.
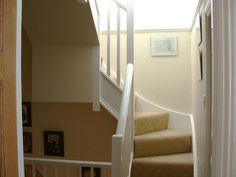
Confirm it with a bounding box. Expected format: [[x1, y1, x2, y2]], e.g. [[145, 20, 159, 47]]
[[97, 0, 199, 31], [23, 0, 99, 45]]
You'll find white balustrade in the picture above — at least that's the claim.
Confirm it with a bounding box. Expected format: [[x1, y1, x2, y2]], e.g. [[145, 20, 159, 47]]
[[106, 0, 133, 86], [24, 157, 111, 177]]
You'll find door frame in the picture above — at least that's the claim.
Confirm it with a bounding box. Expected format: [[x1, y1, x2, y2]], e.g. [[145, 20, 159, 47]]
[[211, 0, 236, 177], [16, 0, 24, 176], [204, 2, 212, 177]]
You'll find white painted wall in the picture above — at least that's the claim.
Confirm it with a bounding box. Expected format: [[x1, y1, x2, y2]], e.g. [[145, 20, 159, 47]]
[[191, 9, 207, 177], [32, 46, 93, 102], [101, 31, 192, 113]]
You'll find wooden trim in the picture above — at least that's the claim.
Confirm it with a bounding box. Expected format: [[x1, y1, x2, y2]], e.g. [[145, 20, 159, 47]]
[[0, 80, 4, 177], [0, 0, 3, 53], [0, 0, 20, 176]]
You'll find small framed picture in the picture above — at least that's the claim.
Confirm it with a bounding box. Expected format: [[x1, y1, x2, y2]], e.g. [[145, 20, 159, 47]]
[[23, 132, 32, 153], [24, 165, 33, 177], [22, 102, 32, 127], [44, 131, 64, 157], [82, 167, 101, 177], [198, 13, 203, 46], [198, 50, 203, 81], [151, 36, 177, 56]]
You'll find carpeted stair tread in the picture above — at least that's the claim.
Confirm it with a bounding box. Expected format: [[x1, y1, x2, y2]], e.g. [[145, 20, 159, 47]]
[[132, 153, 193, 177], [134, 129, 192, 158], [135, 112, 169, 135]]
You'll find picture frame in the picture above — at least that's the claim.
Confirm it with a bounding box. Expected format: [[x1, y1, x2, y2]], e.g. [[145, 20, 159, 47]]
[[23, 132, 32, 153], [198, 13, 203, 46], [198, 50, 203, 81], [22, 102, 32, 127], [81, 167, 101, 177], [151, 36, 177, 56], [44, 131, 64, 157], [24, 165, 32, 177]]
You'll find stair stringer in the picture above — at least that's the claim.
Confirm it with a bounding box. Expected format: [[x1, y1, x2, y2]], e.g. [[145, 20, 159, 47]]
[[100, 70, 123, 119], [135, 93, 191, 130]]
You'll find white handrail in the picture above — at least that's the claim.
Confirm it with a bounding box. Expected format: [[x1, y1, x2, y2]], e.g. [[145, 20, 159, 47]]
[[24, 157, 112, 168], [112, 63, 134, 177], [116, 64, 133, 135]]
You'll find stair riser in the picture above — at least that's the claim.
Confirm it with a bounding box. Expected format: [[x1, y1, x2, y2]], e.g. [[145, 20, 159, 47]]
[[134, 137, 192, 158], [132, 163, 193, 177], [135, 113, 169, 135]]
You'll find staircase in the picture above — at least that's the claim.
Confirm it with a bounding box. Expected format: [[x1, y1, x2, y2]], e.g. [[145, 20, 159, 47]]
[[132, 112, 193, 177]]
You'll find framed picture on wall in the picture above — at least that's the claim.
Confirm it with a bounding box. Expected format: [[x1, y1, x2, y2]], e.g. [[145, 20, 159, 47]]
[[198, 50, 203, 81], [151, 36, 177, 56], [22, 102, 32, 127], [23, 132, 32, 153], [44, 131, 64, 156], [81, 167, 101, 177], [24, 165, 33, 177], [198, 13, 203, 46]]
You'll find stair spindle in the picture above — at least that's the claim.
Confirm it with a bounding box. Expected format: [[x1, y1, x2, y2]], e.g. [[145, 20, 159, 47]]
[[43, 164, 48, 177], [32, 164, 36, 177], [54, 165, 59, 177], [117, 6, 121, 85], [107, 0, 111, 76]]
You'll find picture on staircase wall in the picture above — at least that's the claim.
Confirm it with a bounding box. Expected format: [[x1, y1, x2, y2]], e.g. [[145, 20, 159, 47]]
[[23, 132, 32, 153], [22, 102, 32, 127], [81, 167, 101, 177], [44, 131, 64, 156], [24, 165, 32, 177]]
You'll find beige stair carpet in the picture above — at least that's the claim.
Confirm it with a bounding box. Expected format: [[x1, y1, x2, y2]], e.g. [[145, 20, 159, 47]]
[[132, 153, 193, 177], [135, 112, 169, 135], [134, 129, 192, 158], [132, 112, 193, 177]]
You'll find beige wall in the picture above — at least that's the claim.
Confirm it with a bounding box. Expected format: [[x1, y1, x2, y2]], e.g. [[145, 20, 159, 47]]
[[22, 27, 32, 101], [32, 46, 94, 102], [101, 31, 192, 113], [191, 7, 208, 177]]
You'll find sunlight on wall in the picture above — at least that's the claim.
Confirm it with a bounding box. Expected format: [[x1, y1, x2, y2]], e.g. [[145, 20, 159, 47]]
[[97, 0, 199, 31]]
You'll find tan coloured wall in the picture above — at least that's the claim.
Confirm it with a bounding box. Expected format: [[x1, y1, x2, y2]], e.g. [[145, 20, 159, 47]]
[[101, 31, 192, 113], [22, 27, 32, 101], [24, 103, 115, 177], [24, 103, 117, 162], [32, 46, 94, 102]]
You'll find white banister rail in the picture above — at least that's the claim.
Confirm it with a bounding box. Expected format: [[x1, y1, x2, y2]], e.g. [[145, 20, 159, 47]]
[[25, 157, 112, 177], [112, 63, 134, 177], [24, 157, 112, 168]]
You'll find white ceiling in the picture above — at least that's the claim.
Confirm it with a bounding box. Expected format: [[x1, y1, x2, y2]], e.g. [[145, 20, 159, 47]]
[[98, 0, 199, 31], [23, 0, 99, 45]]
